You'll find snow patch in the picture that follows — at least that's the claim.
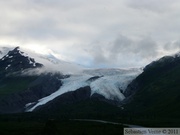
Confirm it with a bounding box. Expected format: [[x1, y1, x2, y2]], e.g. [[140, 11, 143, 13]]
[[18, 49, 29, 58], [5, 64, 11, 70], [29, 60, 33, 64], [33, 63, 36, 67], [25, 102, 36, 108]]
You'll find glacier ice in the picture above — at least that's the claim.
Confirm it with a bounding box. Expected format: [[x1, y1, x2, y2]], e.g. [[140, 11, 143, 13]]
[[26, 68, 142, 112]]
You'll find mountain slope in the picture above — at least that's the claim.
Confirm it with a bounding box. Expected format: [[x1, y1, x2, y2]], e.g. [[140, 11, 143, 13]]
[[0, 47, 43, 98], [124, 54, 180, 117]]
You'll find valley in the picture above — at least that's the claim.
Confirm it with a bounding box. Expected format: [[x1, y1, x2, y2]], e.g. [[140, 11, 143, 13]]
[[0, 47, 180, 134]]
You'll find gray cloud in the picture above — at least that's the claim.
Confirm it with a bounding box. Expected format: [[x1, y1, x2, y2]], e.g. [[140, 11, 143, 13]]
[[163, 41, 180, 51], [85, 35, 159, 68], [135, 37, 158, 57], [109, 36, 158, 60], [126, 0, 177, 12], [0, 0, 180, 68]]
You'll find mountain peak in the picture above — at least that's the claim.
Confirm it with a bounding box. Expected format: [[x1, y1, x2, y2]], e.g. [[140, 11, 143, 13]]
[[14, 46, 20, 50], [0, 47, 43, 73], [8, 46, 24, 56]]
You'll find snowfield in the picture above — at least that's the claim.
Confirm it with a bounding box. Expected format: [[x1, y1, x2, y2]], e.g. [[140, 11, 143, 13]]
[[26, 68, 142, 112]]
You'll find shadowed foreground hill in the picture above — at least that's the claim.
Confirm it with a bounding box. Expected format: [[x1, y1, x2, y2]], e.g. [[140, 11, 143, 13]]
[[125, 54, 180, 118]]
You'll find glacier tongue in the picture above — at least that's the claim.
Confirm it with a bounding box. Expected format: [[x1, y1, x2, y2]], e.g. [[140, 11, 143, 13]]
[[26, 75, 91, 112], [26, 68, 142, 112]]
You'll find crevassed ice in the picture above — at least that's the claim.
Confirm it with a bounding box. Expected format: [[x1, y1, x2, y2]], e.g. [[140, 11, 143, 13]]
[[5, 64, 11, 70], [90, 74, 137, 101], [26, 69, 142, 112]]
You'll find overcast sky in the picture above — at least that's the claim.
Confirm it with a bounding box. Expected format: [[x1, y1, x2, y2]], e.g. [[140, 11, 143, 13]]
[[0, 0, 180, 68]]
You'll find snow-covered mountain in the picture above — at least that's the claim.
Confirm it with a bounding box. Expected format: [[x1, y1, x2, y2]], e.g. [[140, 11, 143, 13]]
[[18, 47, 83, 74], [0, 47, 43, 72], [0, 46, 142, 113]]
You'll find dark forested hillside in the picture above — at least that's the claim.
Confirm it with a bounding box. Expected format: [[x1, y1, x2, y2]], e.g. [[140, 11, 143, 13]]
[[124, 54, 180, 118]]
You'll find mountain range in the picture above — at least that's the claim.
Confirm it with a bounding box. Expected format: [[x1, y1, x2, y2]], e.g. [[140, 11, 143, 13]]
[[0, 47, 141, 114], [0, 46, 180, 124]]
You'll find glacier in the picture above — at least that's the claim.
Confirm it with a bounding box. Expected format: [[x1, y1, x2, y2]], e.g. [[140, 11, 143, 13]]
[[26, 68, 142, 112]]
